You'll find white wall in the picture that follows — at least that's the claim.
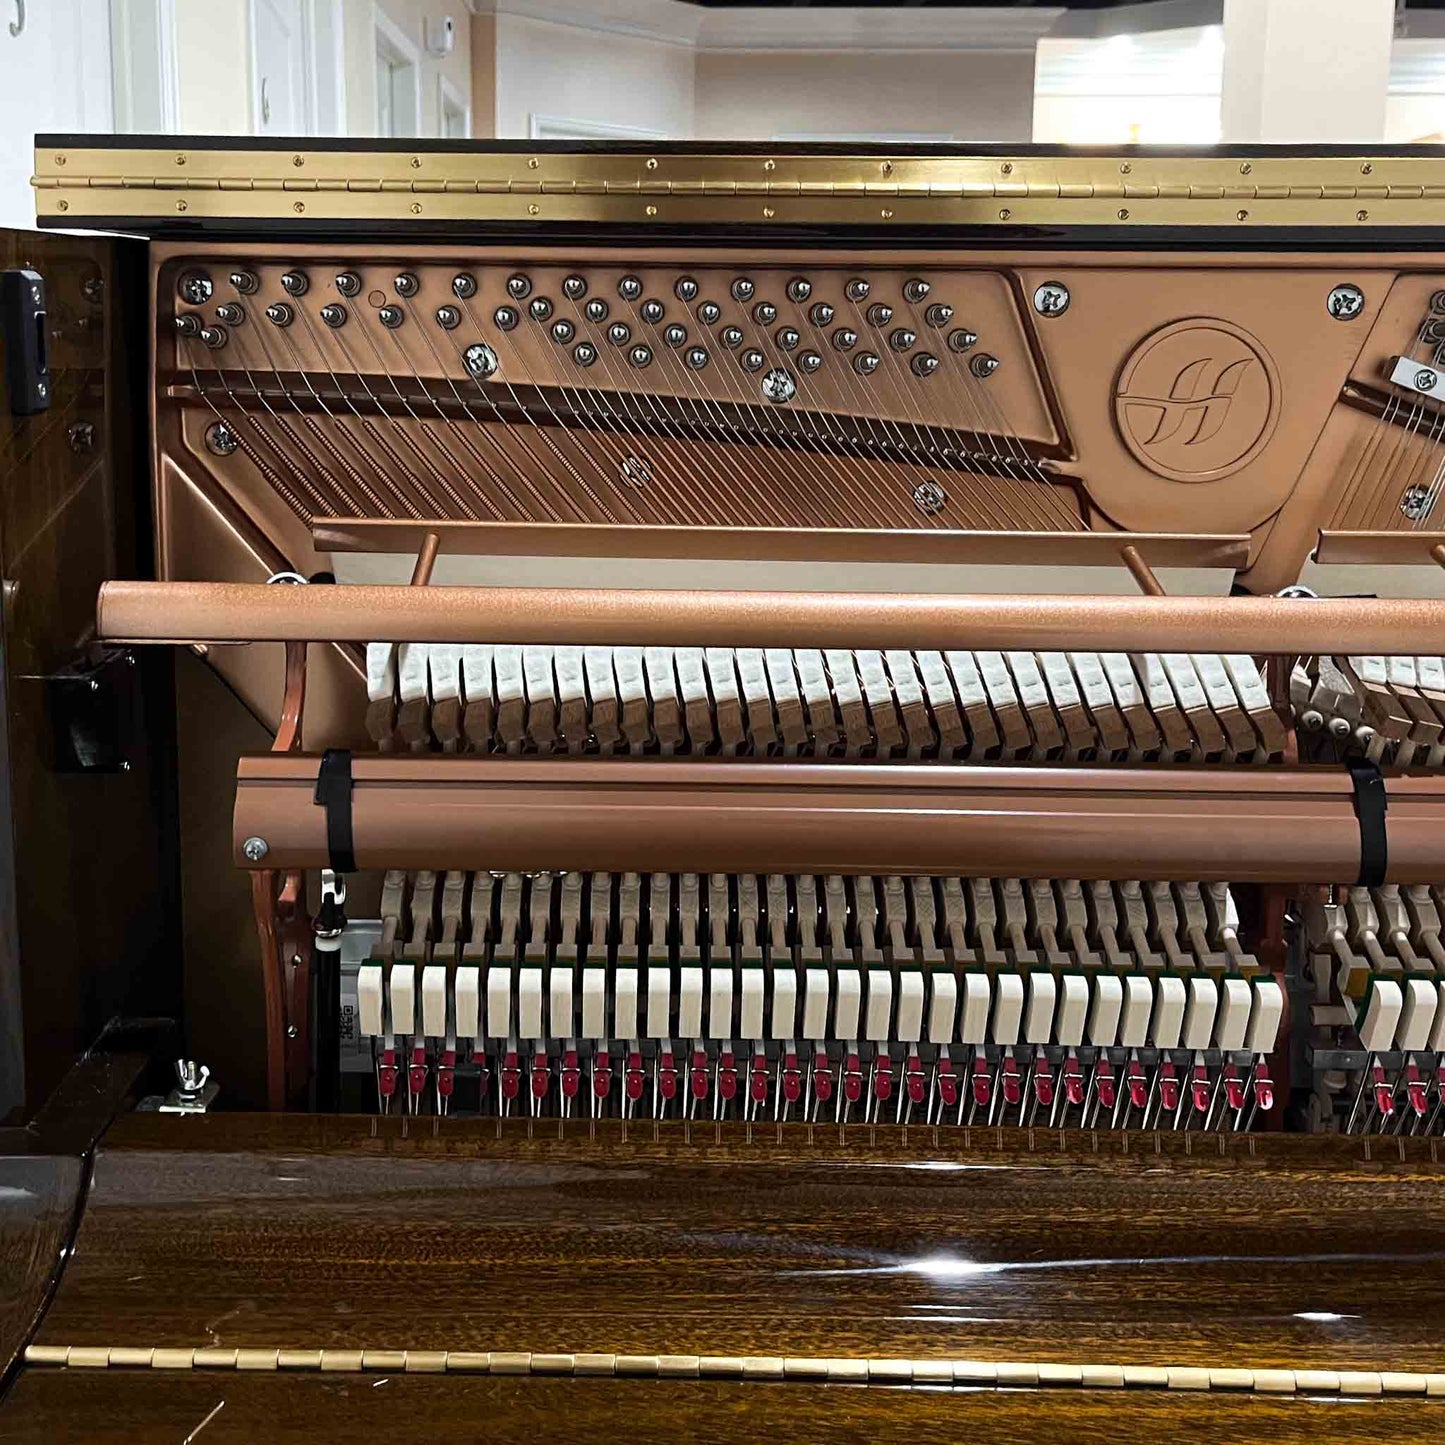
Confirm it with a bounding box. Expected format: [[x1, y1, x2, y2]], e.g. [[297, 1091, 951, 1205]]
[[1034, 26, 1223, 144], [0, 0, 113, 230], [342, 0, 472, 137], [174, 0, 250, 133], [492, 13, 693, 139], [695, 50, 1035, 143]]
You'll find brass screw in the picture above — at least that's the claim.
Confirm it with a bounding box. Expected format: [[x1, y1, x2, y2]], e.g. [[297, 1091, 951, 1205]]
[[763, 159, 775, 171], [762, 206, 774, 218], [292, 155, 304, 167], [1117, 208, 1129, 220], [998, 207, 1011, 221], [54, 154, 66, 166], [177, 200, 188, 212], [1120, 161, 1131, 175], [176, 154, 186, 166], [1237, 209, 1249, 221], [1000, 161, 1013, 175], [646, 204, 658, 216], [646, 157, 658, 170], [57, 199, 69, 211], [528, 203, 540, 215], [528, 157, 539, 169], [880, 208, 893, 219], [1361, 161, 1373, 175], [293, 201, 305, 213], [410, 156, 421, 169], [1357, 209, 1369, 221], [1240, 162, 1252, 175], [881, 160, 893, 175], [411, 202, 422, 214]]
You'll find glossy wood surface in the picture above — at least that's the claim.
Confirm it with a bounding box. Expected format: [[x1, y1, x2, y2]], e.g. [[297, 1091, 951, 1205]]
[[0, 1156, 79, 1380], [29, 1114, 1445, 1375], [2, 1369, 1433, 1444]]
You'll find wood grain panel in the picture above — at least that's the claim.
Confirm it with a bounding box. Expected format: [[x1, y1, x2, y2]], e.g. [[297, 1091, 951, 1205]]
[[1, 1368, 1435, 1444], [30, 1114, 1445, 1375], [0, 1155, 80, 1378]]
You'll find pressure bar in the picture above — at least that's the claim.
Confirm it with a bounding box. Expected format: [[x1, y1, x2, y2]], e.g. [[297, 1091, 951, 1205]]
[[232, 757, 1445, 884], [101, 580, 1445, 655]]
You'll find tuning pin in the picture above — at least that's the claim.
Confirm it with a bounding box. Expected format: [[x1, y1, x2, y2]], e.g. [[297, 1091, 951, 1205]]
[[280, 270, 309, 297], [174, 313, 202, 337], [903, 278, 931, 303], [265, 302, 293, 327], [911, 352, 939, 378], [729, 276, 755, 302], [319, 303, 346, 329], [528, 296, 553, 322], [394, 272, 419, 298], [215, 302, 245, 326], [452, 272, 478, 299], [506, 272, 532, 300], [335, 270, 361, 297], [640, 298, 665, 324], [865, 302, 893, 328], [752, 300, 777, 326], [924, 302, 953, 328], [618, 274, 643, 302], [845, 278, 870, 302], [179, 271, 213, 305], [674, 275, 699, 302], [809, 301, 835, 327], [970, 352, 1001, 379], [786, 276, 812, 303], [198, 325, 228, 350], [563, 274, 588, 300], [378, 305, 404, 330], [889, 327, 916, 352], [228, 269, 258, 295]]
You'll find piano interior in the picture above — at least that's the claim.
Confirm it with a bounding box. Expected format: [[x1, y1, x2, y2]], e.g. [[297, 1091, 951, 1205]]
[[7, 140, 1445, 1433]]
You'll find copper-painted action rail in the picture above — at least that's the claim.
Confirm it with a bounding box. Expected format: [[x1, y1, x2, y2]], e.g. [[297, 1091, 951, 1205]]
[[231, 757, 1445, 883], [99, 579, 1445, 654]]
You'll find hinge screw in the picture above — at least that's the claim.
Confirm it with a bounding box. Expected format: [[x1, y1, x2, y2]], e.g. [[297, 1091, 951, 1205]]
[[242, 836, 269, 862]]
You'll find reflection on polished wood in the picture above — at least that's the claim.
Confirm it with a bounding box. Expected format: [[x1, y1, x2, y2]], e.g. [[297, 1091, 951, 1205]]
[[30, 1115, 1445, 1377], [0, 1156, 80, 1379], [1, 1369, 1433, 1444]]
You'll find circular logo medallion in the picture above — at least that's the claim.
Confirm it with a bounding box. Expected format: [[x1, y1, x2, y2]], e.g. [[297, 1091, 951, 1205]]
[[1113, 319, 1280, 483]]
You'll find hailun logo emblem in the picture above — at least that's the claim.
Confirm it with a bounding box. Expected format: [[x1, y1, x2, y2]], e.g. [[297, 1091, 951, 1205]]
[[1113, 320, 1280, 483]]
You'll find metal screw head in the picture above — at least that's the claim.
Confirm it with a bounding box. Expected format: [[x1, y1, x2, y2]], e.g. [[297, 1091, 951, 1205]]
[[912, 481, 947, 515], [67, 421, 95, 454], [1033, 281, 1070, 318], [1327, 283, 1365, 320], [1416, 367, 1439, 393], [760, 366, 797, 404], [1401, 484, 1433, 521], [242, 836, 269, 862], [463, 342, 498, 379], [205, 421, 239, 456], [286, 1025, 299, 1039]]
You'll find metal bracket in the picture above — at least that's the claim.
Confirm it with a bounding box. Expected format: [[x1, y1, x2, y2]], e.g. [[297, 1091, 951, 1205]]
[[157, 1059, 218, 1114]]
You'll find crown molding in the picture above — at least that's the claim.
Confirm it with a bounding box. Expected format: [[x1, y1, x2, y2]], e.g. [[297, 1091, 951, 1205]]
[[477, 2, 1064, 54]]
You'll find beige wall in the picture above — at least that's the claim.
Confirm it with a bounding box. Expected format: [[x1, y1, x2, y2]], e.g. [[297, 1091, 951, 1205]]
[[694, 49, 1036, 142], [342, 0, 474, 137], [492, 14, 694, 138]]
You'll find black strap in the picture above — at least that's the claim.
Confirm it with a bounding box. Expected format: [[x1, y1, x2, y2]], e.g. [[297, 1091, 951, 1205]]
[[313, 748, 355, 875], [1347, 758, 1388, 888]]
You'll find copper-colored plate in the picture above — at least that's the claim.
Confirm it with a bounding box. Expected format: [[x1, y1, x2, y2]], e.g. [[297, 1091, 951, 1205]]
[[1314, 529, 1445, 565], [312, 518, 1250, 569]]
